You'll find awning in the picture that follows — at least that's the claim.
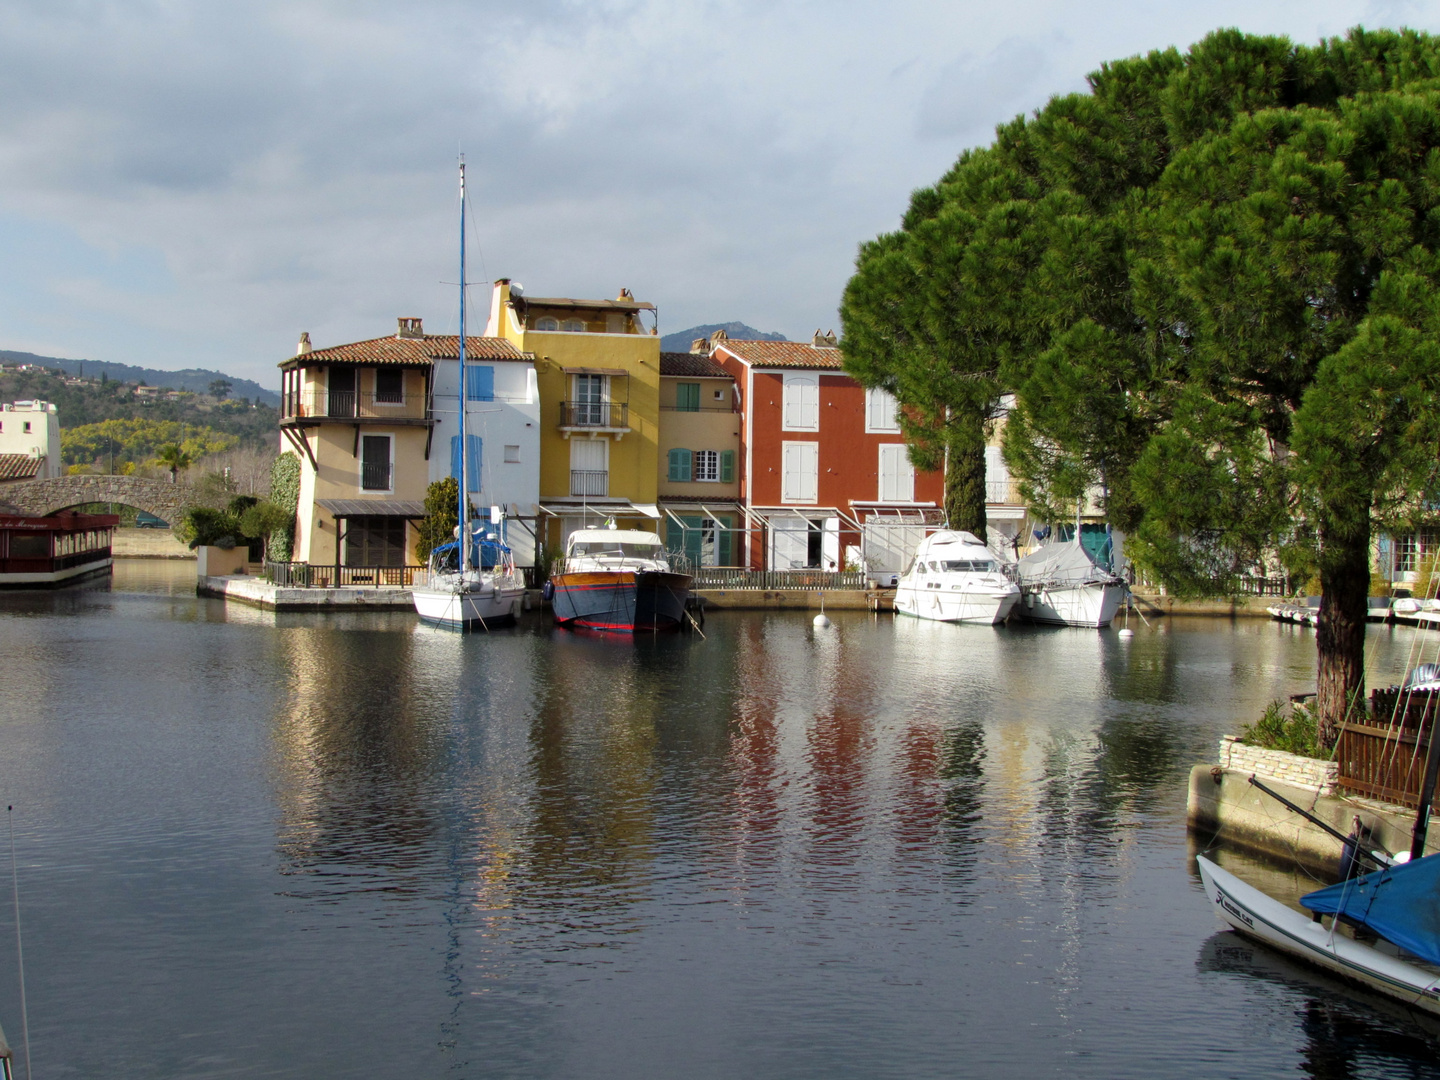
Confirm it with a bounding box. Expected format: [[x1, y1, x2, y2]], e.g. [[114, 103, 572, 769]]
[[561, 366, 629, 377], [316, 499, 426, 518]]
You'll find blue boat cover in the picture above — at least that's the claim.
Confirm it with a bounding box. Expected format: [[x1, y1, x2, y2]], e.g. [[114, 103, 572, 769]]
[[430, 536, 510, 570], [1301, 854, 1440, 966]]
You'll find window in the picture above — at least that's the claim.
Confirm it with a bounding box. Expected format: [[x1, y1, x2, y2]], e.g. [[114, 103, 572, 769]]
[[536, 316, 559, 331], [676, 383, 700, 412], [668, 448, 692, 482], [374, 368, 404, 404], [22, 421, 31, 434], [695, 450, 719, 482], [504, 444, 521, 464], [782, 373, 819, 431], [449, 435, 483, 493], [879, 444, 915, 502], [570, 438, 607, 496], [782, 441, 818, 502], [573, 374, 607, 426], [360, 435, 392, 491], [713, 388, 724, 401], [465, 365, 494, 402], [344, 516, 407, 567], [866, 387, 900, 432], [562, 318, 585, 333]]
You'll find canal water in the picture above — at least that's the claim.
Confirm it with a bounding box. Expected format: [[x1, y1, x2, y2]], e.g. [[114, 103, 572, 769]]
[[1, 561, 1439, 1078]]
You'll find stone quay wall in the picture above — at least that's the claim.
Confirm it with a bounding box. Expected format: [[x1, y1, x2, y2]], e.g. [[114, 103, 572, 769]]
[[1217, 735, 1339, 796]]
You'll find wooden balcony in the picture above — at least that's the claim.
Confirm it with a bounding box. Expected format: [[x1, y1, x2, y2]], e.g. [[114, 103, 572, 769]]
[[280, 389, 433, 428]]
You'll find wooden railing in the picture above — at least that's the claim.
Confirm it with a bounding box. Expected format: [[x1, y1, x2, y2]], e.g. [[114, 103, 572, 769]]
[[1336, 688, 1440, 807], [265, 561, 423, 587], [689, 568, 869, 590]]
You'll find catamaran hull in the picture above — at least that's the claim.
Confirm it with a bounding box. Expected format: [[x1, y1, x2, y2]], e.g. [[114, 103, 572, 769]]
[[892, 585, 1019, 624], [1196, 855, 1440, 1015], [1017, 582, 1125, 628], [412, 583, 524, 629], [550, 570, 692, 632]]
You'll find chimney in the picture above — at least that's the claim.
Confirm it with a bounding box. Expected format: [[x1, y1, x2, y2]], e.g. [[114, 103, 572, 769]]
[[297, 332, 312, 355], [711, 328, 727, 343], [814, 329, 838, 348], [397, 317, 424, 339], [690, 337, 709, 355], [618, 287, 633, 300]]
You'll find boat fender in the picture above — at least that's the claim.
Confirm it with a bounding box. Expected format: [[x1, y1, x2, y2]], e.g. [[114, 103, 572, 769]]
[[542, 580, 554, 602]]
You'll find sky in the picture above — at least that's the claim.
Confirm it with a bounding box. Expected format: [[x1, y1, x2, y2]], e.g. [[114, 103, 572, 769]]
[[0, 0, 1434, 388]]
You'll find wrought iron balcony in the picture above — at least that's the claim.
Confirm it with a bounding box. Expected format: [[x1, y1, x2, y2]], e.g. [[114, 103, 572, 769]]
[[361, 461, 392, 491], [570, 470, 609, 497], [559, 401, 629, 431], [280, 389, 431, 426]]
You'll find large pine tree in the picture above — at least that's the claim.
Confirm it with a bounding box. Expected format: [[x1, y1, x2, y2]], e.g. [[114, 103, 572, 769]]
[[841, 27, 1440, 743]]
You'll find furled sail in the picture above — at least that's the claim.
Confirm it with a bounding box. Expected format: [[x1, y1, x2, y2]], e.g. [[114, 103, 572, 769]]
[[1301, 854, 1440, 966], [1016, 539, 1121, 590]]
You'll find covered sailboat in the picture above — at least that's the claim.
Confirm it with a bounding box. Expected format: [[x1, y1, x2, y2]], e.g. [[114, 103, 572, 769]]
[[410, 158, 526, 629], [1015, 534, 1126, 628]]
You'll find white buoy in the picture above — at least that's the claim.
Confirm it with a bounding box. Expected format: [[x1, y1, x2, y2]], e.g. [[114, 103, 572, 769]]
[[1118, 627, 1135, 639], [813, 613, 832, 628]]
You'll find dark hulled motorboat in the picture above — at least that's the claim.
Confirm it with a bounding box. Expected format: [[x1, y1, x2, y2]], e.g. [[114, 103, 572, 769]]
[[548, 527, 692, 632]]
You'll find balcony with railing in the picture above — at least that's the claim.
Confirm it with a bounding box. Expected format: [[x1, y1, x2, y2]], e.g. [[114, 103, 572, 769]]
[[985, 479, 1024, 505], [559, 400, 630, 435], [280, 388, 432, 427], [361, 460, 393, 492], [570, 470, 609, 497]]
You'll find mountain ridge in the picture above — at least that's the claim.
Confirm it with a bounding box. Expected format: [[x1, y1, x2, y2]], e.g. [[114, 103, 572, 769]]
[[659, 323, 787, 353], [0, 349, 280, 407]]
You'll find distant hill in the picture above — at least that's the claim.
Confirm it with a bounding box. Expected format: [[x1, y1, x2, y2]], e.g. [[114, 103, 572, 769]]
[[0, 349, 280, 407], [659, 323, 788, 353]]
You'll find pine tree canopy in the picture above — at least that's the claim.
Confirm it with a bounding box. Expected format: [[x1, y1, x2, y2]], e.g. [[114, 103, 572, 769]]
[[840, 26, 1440, 741]]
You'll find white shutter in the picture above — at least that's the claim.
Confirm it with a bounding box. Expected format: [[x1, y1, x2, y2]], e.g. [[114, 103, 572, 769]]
[[985, 445, 1008, 503], [866, 388, 899, 432], [879, 444, 913, 502], [783, 442, 818, 502], [783, 374, 819, 430]]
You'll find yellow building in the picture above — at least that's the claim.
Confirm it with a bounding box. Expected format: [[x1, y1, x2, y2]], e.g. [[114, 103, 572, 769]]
[[484, 280, 662, 551], [657, 348, 742, 567]]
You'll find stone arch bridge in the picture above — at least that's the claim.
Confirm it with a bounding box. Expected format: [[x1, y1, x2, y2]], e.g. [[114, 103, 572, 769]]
[[0, 475, 197, 530]]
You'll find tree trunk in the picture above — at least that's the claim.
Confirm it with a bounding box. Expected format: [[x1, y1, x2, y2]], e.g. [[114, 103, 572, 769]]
[[1315, 521, 1370, 750], [945, 413, 988, 542]]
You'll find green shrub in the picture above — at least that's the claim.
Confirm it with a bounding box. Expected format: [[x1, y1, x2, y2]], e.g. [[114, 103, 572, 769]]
[[415, 477, 459, 563], [268, 452, 300, 562], [1238, 699, 1322, 758]]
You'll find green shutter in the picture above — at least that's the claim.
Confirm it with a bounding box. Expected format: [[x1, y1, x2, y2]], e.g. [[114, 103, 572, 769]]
[[719, 449, 735, 483], [677, 383, 700, 412], [668, 447, 693, 482], [718, 517, 733, 566]]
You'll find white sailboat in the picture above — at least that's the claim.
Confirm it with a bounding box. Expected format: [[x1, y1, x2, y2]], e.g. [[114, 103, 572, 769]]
[[1015, 535, 1126, 628], [411, 159, 526, 630], [892, 530, 1020, 624]]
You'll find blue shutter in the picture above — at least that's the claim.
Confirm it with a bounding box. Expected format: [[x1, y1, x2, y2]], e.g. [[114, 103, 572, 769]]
[[465, 365, 495, 401], [451, 434, 483, 491]]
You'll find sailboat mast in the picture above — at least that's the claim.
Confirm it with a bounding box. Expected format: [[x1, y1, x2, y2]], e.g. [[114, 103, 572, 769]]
[[458, 158, 470, 569]]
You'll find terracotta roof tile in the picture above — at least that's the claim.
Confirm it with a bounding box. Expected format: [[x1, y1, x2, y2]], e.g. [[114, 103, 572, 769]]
[[659, 352, 733, 379], [0, 454, 43, 481], [281, 334, 526, 368], [713, 339, 844, 370]]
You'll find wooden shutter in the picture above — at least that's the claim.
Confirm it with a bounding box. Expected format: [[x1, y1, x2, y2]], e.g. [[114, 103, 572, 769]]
[[783, 443, 817, 502], [719, 450, 735, 483], [668, 447, 692, 481], [783, 374, 819, 430], [677, 383, 700, 411], [465, 365, 495, 402]]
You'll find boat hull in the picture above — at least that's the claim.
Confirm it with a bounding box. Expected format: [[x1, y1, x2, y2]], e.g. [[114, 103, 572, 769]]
[[412, 578, 524, 629], [0, 555, 113, 590], [550, 570, 692, 632], [1017, 582, 1125, 628], [892, 583, 1018, 624], [1196, 856, 1440, 1015]]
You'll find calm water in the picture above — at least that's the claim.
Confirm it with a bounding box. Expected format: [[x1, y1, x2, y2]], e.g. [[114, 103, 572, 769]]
[[1, 561, 1438, 1078]]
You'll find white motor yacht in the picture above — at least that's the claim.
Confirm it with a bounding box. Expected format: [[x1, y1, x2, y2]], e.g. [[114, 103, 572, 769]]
[[892, 530, 1019, 624]]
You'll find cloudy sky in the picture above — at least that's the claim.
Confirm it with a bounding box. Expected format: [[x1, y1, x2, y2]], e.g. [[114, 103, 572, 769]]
[[0, 0, 1430, 387]]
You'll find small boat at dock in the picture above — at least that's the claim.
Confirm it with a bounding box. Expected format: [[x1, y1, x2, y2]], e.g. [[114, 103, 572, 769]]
[[547, 527, 692, 632], [1014, 537, 1125, 628]]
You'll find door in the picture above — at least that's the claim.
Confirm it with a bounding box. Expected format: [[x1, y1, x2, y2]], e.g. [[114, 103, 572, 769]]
[[573, 373, 606, 426], [328, 367, 356, 417], [570, 438, 608, 496], [770, 517, 810, 570], [360, 435, 391, 491]]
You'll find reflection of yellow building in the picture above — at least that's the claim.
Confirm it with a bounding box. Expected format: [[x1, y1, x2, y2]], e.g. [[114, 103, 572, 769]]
[[485, 280, 660, 551]]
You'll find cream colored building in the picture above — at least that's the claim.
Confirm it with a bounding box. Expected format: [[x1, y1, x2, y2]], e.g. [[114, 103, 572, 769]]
[[0, 400, 62, 482], [657, 349, 742, 567], [278, 318, 530, 571]]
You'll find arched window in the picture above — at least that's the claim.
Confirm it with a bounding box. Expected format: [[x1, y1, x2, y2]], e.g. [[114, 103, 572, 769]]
[[562, 318, 585, 333], [536, 316, 559, 331]]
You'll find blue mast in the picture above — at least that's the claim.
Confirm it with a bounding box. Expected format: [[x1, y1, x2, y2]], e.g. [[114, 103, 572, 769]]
[[457, 158, 470, 569]]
